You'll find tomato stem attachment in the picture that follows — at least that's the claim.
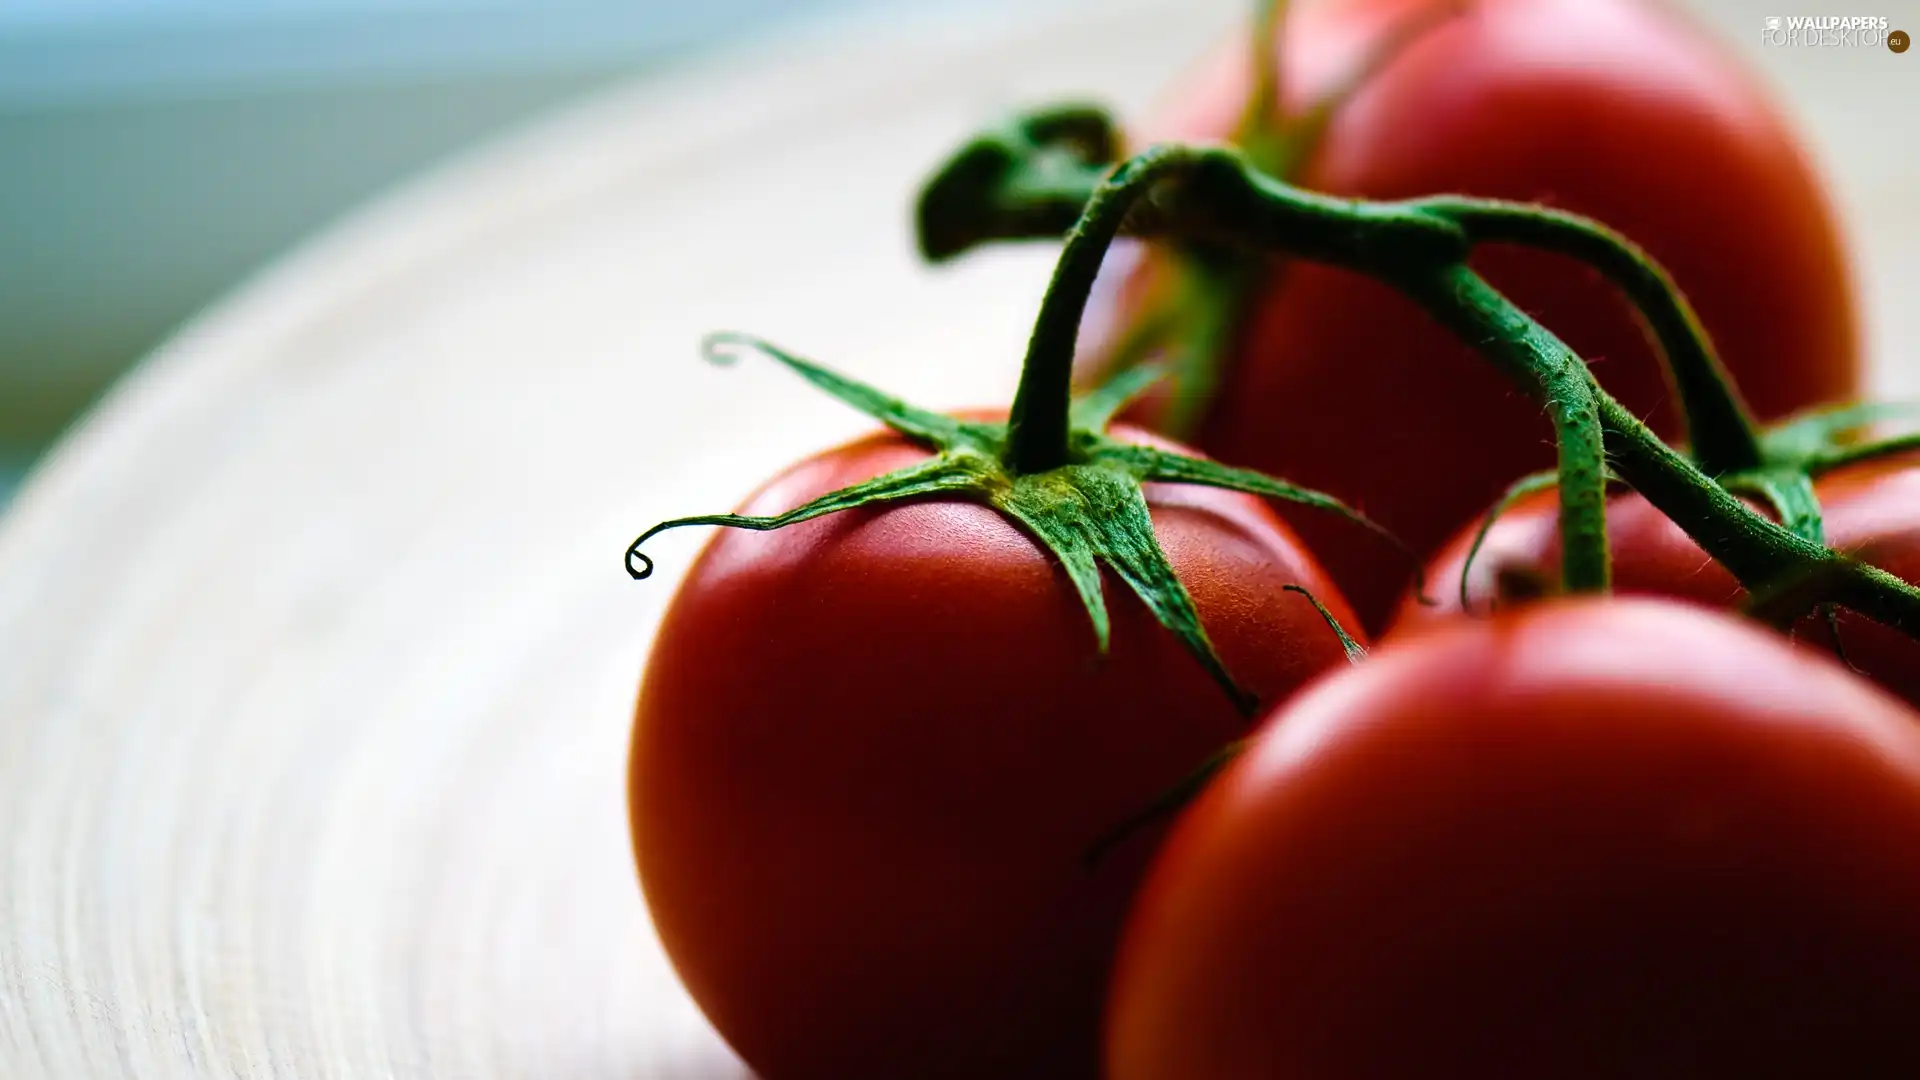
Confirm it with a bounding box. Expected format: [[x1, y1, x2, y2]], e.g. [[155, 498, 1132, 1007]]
[[626, 333, 1413, 718]]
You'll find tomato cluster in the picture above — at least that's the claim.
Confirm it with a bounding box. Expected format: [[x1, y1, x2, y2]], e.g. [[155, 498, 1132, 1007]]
[[622, 2, 1920, 1078]]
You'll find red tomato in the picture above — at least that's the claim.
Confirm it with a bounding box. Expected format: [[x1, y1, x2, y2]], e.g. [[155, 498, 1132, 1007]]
[[1107, 598, 1920, 1079], [630, 419, 1361, 1080], [1394, 451, 1920, 707], [1081, 0, 1859, 629]]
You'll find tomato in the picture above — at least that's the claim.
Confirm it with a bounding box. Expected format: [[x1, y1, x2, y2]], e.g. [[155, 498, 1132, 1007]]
[[1106, 597, 1920, 1079], [1394, 451, 1920, 707], [630, 418, 1361, 1080], [1080, 0, 1859, 630]]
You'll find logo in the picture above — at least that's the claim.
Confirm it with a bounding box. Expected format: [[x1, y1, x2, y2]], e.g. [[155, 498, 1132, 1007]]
[[1761, 14, 1897, 47]]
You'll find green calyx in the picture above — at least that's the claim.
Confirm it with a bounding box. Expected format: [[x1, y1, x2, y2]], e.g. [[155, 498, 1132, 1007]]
[[638, 145, 1415, 719], [1730, 403, 1920, 642], [626, 333, 1404, 719], [1737, 408, 1920, 636]]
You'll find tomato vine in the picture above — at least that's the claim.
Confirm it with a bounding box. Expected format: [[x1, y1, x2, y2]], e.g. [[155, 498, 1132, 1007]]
[[915, 112, 1920, 639]]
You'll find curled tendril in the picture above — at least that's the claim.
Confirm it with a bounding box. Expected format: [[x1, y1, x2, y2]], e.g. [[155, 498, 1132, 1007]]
[[622, 332, 791, 580], [627, 537, 657, 580]]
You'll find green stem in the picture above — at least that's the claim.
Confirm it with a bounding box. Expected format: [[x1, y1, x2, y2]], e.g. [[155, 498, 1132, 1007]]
[[1007, 146, 1204, 473], [1184, 154, 1468, 270], [1392, 264, 1611, 593], [1430, 199, 1765, 475]]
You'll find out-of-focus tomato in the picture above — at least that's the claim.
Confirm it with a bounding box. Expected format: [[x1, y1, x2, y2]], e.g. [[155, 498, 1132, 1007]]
[[1081, 0, 1859, 629], [1395, 450, 1920, 707], [631, 419, 1361, 1080], [1107, 597, 1920, 1079]]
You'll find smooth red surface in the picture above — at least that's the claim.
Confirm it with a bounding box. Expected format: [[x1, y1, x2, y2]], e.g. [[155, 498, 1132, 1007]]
[[1107, 598, 1920, 1080], [1080, 0, 1859, 630], [630, 420, 1362, 1080], [1395, 451, 1920, 707]]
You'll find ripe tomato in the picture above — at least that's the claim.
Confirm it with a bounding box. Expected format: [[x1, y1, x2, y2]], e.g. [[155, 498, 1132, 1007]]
[[630, 419, 1361, 1080], [1394, 451, 1920, 707], [1081, 0, 1859, 629], [1106, 598, 1920, 1079]]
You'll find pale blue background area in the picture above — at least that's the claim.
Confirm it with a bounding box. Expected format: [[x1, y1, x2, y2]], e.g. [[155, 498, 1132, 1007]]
[[0, 0, 948, 504]]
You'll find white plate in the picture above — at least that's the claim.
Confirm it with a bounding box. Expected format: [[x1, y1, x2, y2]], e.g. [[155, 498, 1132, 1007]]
[[0, 1, 1911, 1076]]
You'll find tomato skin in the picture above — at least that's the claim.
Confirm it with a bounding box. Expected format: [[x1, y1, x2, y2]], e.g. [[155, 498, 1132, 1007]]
[[1395, 451, 1920, 707], [1084, 0, 1859, 629], [1107, 598, 1920, 1080], [630, 419, 1361, 1080]]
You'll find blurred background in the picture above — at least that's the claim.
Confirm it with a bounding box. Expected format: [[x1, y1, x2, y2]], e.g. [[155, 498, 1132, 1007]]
[[0, 0, 959, 507]]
